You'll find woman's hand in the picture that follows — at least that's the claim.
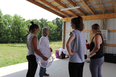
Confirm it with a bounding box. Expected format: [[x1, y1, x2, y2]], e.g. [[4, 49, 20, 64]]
[[42, 56, 48, 61], [69, 51, 77, 56], [89, 52, 96, 57], [50, 47, 53, 52]]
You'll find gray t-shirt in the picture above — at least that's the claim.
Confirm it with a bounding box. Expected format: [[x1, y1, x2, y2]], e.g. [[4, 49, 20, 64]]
[[69, 30, 86, 63]]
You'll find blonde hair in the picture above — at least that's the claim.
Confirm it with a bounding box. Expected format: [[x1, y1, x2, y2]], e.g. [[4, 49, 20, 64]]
[[92, 23, 103, 36], [42, 27, 48, 36]]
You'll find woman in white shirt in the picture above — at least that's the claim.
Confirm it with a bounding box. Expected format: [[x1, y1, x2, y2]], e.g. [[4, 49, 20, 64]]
[[39, 27, 52, 77]]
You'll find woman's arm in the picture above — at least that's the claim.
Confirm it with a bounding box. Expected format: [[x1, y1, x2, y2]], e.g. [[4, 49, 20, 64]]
[[66, 34, 76, 56], [89, 35, 102, 55], [32, 36, 48, 61]]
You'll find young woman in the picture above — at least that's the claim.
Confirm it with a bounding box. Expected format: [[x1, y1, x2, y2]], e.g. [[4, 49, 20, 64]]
[[89, 24, 104, 77], [39, 27, 52, 77], [66, 16, 86, 77], [26, 21, 48, 77]]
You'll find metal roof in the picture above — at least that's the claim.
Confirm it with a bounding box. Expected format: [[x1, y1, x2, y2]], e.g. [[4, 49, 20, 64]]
[[27, 0, 116, 18]]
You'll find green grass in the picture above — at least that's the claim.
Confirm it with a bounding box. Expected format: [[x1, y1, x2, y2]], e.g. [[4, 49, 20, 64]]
[[0, 41, 62, 67]]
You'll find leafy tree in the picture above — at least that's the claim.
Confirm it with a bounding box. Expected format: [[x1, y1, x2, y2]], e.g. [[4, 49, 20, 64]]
[[47, 21, 57, 41], [11, 14, 27, 43], [0, 10, 63, 43], [3, 14, 13, 43], [52, 18, 63, 41], [0, 10, 5, 43]]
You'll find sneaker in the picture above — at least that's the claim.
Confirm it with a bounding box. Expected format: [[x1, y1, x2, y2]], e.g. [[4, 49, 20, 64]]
[[44, 73, 49, 76]]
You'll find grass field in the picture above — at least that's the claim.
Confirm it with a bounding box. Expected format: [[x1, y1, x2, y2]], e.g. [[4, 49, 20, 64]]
[[0, 41, 62, 67]]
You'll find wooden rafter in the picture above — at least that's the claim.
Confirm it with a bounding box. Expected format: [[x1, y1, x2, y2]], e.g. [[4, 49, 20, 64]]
[[60, 0, 66, 1], [70, 6, 114, 13], [94, 6, 113, 10], [57, 5, 62, 8], [98, 0, 105, 14], [87, 0, 94, 1], [50, 1, 56, 4], [54, 0, 78, 16], [35, 0, 71, 17], [82, 0, 95, 15], [114, 1, 116, 13], [63, 13, 116, 22], [75, 1, 83, 4], [67, 0, 85, 16], [65, 1, 82, 6], [80, 2, 113, 8], [27, 0, 64, 17]]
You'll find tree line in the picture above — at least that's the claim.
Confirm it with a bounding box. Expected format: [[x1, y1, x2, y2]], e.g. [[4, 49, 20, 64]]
[[0, 10, 62, 43]]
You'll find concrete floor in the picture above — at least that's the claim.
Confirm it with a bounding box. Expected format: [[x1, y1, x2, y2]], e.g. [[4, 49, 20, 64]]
[[0, 58, 116, 77]]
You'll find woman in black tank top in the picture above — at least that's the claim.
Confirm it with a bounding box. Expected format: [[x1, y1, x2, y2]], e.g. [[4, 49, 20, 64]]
[[89, 34, 104, 59], [89, 24, 104, 77]]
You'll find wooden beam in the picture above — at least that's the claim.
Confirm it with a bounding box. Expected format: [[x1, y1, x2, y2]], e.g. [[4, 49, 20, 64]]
[[94, 6, 114, 10], [66, 3, 71, 6], [108, 30, 116, 32], [75, 1, 83, 4], [103, 19, 105, 30], [63, 13, 116, 22], [114, 1, 116, 13], [54, 0, 78, 16], [82, 0, 95, 15], [80, 2, 113, 9], [87, 0, 95, 1], [62, 21, 66, 49], [65, 30, 91, 33], [36, 0, 71, 17], [27, 0, 64, 17], [65, 41, 116, 47], [50, 1, 56, 4], [67, 0, 86, 16], [65, 30, 116, 33], [57, 5, 62, 8], [106, 44, 116, 47], [98, 0, 105, 14], [65, 42, 116, 47], [60, 0, 66, 1]]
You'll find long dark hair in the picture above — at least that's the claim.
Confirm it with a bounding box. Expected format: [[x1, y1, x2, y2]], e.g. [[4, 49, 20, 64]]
[[29, 21, 39, 33], [71, 16, 84, 31]]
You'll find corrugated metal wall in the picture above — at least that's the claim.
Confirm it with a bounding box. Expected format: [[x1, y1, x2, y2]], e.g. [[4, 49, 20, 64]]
[[64, 19, 116, 54], [106, 19, 116, 54]]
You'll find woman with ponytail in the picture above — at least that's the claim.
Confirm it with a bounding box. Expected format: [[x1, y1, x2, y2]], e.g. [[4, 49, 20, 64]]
[[66, 16, 86, 77], [26, 21, 48, 77], [89, 24, 104, 77]]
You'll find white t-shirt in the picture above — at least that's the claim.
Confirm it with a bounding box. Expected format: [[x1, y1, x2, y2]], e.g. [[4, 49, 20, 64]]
[[34, 36, 54, 68], [69, 30, 86, 63], [26, 33, 38, 56], [39, 36, 50, 48]]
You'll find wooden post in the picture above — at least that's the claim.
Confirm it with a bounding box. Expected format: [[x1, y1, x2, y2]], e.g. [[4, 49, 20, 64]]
[[62, 21, 65, 49], [103, 15, 106, 53]]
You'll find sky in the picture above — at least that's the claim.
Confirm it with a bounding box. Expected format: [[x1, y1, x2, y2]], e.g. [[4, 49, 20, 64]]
[[0, 0, 61, 21]]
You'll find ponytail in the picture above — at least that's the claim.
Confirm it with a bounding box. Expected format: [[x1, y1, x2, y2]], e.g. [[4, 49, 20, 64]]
[[29, 21, 39, 33], [71, 16, 84, 31]]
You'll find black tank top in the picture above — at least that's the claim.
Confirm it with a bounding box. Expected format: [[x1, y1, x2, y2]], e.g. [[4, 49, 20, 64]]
[[89, 34, 104, 59]]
